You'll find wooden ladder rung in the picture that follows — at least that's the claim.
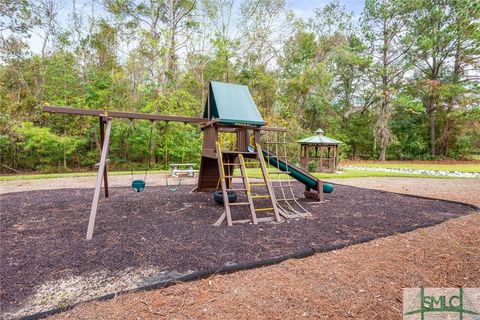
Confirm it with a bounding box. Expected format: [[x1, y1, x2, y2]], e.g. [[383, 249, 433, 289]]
[[223, 163, 241, 166], [255, 207, 274, 212], [226, 188, 247, 192], [276, 198, 297, 201], [229, 202, 251, 206], [232, 219, 252, 224], [224, 175, 243, 178], [257, 217, 275, 222], [250, 183, 267, 186], [251, 195, 270, 199]]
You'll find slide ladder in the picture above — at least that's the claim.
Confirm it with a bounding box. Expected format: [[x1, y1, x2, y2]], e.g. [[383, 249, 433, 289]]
[[214, 142, 281, 226]]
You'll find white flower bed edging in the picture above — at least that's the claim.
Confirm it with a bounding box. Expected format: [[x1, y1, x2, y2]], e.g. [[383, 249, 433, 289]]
[[339, 166, 480, 178]]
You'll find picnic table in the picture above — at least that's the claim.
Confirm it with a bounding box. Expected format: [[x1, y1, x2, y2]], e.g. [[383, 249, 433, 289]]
[[169, 163, 198, 177]]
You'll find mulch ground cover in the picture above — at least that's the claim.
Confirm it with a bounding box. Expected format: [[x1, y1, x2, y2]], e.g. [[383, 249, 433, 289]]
[[0, 183, 474, 314]]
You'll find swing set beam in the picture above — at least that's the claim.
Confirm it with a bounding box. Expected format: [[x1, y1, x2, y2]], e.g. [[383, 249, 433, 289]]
[[43, 106, 209, 123], [43, 105, 208, 240]]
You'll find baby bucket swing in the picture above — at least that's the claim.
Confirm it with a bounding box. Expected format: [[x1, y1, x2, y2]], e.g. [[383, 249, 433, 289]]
[[128, 119, 155, 192]]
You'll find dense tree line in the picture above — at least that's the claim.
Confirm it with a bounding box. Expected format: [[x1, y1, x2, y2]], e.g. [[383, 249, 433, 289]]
[[0, 0, 479, 173]]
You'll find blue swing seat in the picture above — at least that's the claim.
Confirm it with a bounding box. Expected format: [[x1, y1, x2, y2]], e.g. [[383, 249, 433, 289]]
[[132, 179, 146, 192]]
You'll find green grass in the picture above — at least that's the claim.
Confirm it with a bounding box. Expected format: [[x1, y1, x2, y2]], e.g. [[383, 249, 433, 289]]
[[1, 166, 475, 182], [242, 168, 461, 179], [341, 162, 480, 173], [0, 170, 167, 181]]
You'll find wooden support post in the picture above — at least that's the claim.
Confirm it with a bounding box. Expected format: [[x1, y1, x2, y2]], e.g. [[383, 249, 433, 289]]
[[99, 117, 109, 198], [306, 145, 310, 170], [319, 146, 323, 173], [256, 143, 281, 222], [86, 118, 112, 240], [317, 178, 325, 202], [333, 146, 337, 172]]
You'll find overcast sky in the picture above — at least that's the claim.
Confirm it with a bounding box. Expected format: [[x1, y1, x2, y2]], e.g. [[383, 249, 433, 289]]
[[287, 0, 364, 17], [23, 0, 366, 55]]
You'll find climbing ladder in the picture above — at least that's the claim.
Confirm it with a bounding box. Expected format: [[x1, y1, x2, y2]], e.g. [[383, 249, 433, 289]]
[[214, 142, 281, 226], [261, 131, 311, 219]]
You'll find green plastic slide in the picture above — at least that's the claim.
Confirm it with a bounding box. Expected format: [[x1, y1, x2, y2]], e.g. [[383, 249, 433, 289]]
[[248, 146, 334, 193]]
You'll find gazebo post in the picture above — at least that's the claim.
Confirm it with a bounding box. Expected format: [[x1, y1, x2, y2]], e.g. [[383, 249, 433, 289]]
[[319, 145, 323, 172], [328, 146, 331, 172], [332, 146, 337, 172], [306, 145, 309, 168]]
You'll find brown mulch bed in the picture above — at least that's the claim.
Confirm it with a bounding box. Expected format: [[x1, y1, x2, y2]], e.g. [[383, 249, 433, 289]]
[[48, 214, 480, 320], [0, 183, 475, 315]]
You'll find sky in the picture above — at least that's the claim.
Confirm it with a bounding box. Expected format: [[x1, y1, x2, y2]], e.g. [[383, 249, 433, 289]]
[[21, 0, 366, 55], [287, 0, 365, 18]]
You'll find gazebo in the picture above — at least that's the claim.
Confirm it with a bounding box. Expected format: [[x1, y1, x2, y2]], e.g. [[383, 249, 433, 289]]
[[298, 129, 342, 173]]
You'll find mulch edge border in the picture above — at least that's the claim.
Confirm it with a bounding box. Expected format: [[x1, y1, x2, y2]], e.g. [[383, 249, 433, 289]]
[[13, 186, 479, 320], [328, 182, 480, 212]]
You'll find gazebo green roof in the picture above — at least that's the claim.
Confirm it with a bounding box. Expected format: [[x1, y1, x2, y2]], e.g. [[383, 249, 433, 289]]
[[298, 129, 343, 145], [203, 81, 265, 126]]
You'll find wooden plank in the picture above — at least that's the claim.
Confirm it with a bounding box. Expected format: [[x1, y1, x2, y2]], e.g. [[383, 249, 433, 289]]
[[43, 105, 208, 124], [260, 127, 287, 132], [255, 143, 281, 222], [99, 117, 109, 198], [216, 142, 232, 226], [86, 119, 112, 240], [238, 154, 258, 224]]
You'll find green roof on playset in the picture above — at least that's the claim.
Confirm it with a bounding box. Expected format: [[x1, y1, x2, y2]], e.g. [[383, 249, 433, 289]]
[[203, 81, 266, 126]]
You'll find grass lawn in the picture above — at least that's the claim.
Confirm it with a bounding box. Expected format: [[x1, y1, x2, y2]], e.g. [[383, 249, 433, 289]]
[[0, 170, 167, 181], [2, 165, 478, 182], [242, 168, 462, 180], [340, 161, 480, 173]]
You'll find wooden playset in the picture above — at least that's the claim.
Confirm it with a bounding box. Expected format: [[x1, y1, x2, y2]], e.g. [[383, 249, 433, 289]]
[[43, 81, 330, 240]]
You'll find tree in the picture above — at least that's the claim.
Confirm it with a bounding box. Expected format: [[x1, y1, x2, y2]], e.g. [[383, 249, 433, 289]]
[[362, 0, 411, 161], [408, 0, 456, 157], [437, 0, 480, 156], [106, 0, 196, 93]]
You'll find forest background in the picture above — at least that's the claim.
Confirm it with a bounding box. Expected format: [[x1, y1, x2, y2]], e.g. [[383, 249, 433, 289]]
[[1, 0, 479, 173]]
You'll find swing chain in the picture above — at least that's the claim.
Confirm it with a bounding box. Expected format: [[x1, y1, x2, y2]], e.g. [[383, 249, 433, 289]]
[[143, 120, 155, 183]]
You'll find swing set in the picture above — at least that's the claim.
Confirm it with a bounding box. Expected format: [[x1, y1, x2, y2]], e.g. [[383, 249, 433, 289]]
[[43, 106, 207, 239], [125, 120, 194, 192], [43, 81, 331, 240]]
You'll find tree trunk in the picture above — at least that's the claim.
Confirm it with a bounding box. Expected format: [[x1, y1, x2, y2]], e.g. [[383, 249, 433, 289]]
[[63, 128, 67, 171], [379, 139, 387, 161], [428, 98, 436, 157], [378, 19, 391, 162], [439, 114, 453, 156]]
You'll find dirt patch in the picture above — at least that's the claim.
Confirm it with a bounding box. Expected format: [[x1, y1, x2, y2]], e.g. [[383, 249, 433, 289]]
[[47, 214, 480, 320], [326, 177, 480, 206], [0, 173, 198, 194], [0, 183, 475, 318]]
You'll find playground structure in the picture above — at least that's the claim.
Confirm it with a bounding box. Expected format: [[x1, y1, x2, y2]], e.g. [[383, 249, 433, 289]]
[[43, 81, 328, 239], [298, 129, 342, 173]]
